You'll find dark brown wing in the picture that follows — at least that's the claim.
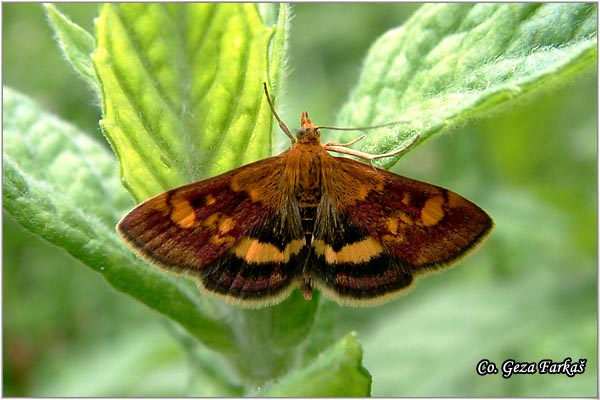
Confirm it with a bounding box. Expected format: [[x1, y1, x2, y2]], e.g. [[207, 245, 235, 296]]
[[307, 156, 493, 306], [117, 155, 307, 307]]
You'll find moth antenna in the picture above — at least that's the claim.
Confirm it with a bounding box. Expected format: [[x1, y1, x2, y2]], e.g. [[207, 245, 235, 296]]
[[316, 120, 409, 132], [263, 82, 296, 144]]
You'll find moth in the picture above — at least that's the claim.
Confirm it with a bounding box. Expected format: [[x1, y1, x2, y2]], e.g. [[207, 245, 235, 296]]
[[118, 83, 493, 308]]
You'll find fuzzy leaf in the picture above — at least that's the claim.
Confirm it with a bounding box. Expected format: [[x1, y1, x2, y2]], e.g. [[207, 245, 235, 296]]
[[44, 3, 98, 89], [93, 3, 287, 202], [259, 332, 372, 397], [2, 87, 236, 352], [339, 3, 597, 168]]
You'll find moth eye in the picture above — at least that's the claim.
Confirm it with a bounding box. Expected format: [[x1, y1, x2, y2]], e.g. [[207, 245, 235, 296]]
[[296, 128, 307, 139]]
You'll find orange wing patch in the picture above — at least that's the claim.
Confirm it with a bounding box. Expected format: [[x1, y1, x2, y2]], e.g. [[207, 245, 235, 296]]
[[233, 238, 305, 264], [170, 195, 197, 228], [313, 238, 384, 264], [420, 195, 445, 226]]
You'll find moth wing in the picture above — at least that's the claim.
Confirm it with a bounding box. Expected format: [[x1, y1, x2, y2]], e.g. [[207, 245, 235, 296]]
[[117, 155, 306, 307], [308, 156, 493, 305]]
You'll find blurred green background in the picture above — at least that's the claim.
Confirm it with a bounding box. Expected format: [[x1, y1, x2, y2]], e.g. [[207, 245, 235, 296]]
[[3, 3, 597, 397]]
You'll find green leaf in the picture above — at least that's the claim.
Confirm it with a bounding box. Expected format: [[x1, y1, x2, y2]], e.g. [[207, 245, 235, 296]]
[[44, 3, 98, 89], [339, 3, 597, 168], [259, 332, 372, 397], [2, 87, 236, 353], [92, 3, 287, 202]]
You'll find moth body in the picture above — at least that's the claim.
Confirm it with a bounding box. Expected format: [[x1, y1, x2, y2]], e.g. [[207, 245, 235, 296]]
[[117, 90, 493, 308]]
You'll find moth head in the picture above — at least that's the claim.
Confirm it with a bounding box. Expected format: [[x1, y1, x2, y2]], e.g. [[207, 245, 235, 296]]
[[297, 110, 321, 141]]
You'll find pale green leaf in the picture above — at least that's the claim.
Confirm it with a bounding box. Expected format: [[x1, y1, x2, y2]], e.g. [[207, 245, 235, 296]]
[[339, 3, 597, 168], [44, 3, 98, 89], [93, 3, 287, 202]]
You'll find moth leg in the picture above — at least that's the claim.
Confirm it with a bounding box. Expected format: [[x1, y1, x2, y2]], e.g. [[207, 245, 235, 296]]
[[322, 134, 366, 148], [324, 134, 420, 161]]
